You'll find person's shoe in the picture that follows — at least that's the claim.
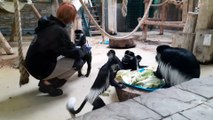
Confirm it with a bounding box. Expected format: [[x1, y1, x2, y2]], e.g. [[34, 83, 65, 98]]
[[47, 78, 67, 88], [38, 81, 63, 96]]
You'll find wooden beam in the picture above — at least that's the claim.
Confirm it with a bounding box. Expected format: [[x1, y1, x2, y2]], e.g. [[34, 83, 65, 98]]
[[30, 4, 41, 19], [182, 0, 189, 22], [142, 20, 185, 28], [0, 32, 14, 55]]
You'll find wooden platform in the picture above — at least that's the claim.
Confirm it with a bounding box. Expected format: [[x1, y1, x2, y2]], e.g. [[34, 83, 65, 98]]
[[109, 37, 136, 48]]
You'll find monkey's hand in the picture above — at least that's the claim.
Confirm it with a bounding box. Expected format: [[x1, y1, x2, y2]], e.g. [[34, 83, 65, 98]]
[[73, 59, 84, 71]]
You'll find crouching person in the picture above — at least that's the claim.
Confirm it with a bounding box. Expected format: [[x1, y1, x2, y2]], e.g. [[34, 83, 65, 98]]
[[25, 3, 84, 96]]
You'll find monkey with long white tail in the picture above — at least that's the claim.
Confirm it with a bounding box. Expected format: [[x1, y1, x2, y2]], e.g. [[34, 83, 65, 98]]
[[67, 50, 125, 117], [154, 45, 200, 88]]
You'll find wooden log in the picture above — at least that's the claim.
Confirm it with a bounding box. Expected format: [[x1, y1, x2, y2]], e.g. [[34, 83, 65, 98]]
[[193, 30, 213, 63], [30, 4, 41, 19], [0, 32, 14, 55], [193, 0, 213, 63], [107, 0, 117, 34], [172, 12, 198, 51], [159, 1, 167, 35], [143, 20, 185, 28], [183, 12, 198, 33], [109, 37, 136, 48], [182, 0, 189, 22], [172, 32, 195, 51], [141, 0, 150, 40], [188, 0, 196, 12], [10, 18, 17, 42], [194, 1, 213, 30], [101, 0, 105, 43], [51, 0, 59, 16]]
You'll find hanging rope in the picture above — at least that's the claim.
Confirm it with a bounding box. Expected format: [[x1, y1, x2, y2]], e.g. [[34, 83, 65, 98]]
[[79, 0, 153, 40], [14, 0, 29, 86], [121, 0, 128, 17]]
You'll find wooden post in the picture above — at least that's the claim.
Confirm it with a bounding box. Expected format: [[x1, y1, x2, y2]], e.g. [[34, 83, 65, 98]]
[[172, 12, 198, 51], [0, 32, 14, 55], [101, 0, 105, 43], [10, 18, 17, 42], [159, 0, 167, 35], [51, 0, 59, 16], [193, 30, 213, 63], [30, 4, 41, 19], [142, 0, 149, 40], [107, 0, 117, 34], [183, 12, 198, 33], [188, 0, 196, 12], [193, 0, 213, 63], [182, 0, 189, 22]]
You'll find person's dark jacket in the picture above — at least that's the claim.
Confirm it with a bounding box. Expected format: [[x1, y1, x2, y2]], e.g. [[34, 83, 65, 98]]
[[25, 15, 82, 80]]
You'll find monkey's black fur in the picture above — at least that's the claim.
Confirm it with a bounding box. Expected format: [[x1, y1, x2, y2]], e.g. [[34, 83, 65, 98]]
[[122, 50, 147, 70], [154, 45, 200, 87], [67, 50, 124, 117], [74, 30, 92, 77]]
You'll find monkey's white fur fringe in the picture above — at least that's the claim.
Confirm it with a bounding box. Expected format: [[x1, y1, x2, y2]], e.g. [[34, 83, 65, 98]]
[[158, 61, 189, 86], [87, 74, 110, 104]]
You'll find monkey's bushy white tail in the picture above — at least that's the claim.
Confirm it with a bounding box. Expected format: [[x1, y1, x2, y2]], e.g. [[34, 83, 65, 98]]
[[66, 97, 77, 117]]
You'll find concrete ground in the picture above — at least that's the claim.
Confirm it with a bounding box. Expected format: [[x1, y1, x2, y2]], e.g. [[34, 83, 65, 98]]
[[0, 31, 213, 120]]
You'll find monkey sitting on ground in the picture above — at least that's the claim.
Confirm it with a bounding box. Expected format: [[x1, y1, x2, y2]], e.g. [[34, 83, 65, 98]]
[[66, 50, 125, 117], [154, 45, 200, 88], [74, 29, 92, 77], [122, 50, 147, 70]]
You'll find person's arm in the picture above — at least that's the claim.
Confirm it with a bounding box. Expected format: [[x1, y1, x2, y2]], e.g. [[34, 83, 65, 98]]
[[57, 31, 83, 59]]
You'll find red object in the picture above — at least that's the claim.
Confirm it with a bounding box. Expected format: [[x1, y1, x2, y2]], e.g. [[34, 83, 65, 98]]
[[57, 3, 77, 24]]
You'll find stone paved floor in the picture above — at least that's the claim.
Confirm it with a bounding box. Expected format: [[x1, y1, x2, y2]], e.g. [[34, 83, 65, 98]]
[[72, 75, 213, 120]]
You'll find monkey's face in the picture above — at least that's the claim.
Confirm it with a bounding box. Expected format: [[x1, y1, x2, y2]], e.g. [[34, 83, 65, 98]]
[[155, 52, 161, 62], [74, 30, 86, 46], [122, 51, 136, 65], [155, 45, 170, 63], [75, 34, 86, 46], [107, 50, 115, 59]]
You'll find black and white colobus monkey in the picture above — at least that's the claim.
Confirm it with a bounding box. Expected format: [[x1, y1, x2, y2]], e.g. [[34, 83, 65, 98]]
[[74, 29, 92, 77], [67, 50, 124, 117], [154, 45, 200, 87], [122, 50, 147, 70]]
